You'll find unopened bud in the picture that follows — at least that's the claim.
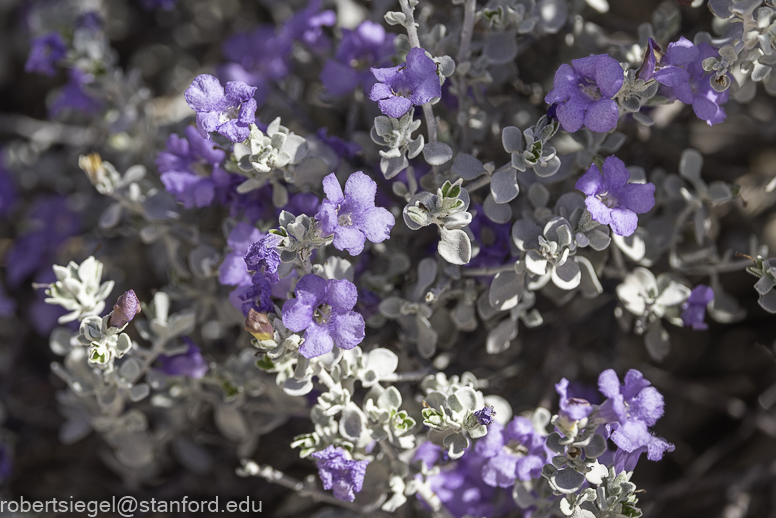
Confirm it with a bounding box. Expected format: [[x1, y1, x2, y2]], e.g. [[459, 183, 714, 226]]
[[108, 289, 141, 328], [244, 309, 273, 341]]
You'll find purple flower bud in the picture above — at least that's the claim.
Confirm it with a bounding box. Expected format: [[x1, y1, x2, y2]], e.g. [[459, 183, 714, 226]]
[[158, 338, 209, 379], [473, 406, 496, 426], [108, 290, 141, 328]]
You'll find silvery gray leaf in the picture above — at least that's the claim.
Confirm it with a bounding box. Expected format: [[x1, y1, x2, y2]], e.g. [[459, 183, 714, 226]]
[[129, 383, 150, 402], [759, 289, 776, 313], [99, 203, 123, 229], [236, 178, 265, 194], [378, 386, 402, 410], [552, 258, 581, 290], [587, 229, 611, 251], [408, 134, 425, 159], [214, 405, 249, 441], [444, 432, 469, 459], [416, 315, 438, 358], [645, 320, 671, 361], [379, 297, 404, 319], [486, 318, 518, 354], [119, 358, 141, 380], [339, 405, 365, 441], [502, 126, 523, 153], [436, 55, 456, 77], [491, 168, 519, 203], [172, 437, 213, 474], [730, 0, 762, 15], [600, 132, 627, 153], [489, 270, 523, 309], [585, 433, 608, 458], [512, 219, 542, 251], [577, 256, 603, 298], [423, 142, 453, 166], [381, 155, 409, 179], [142, 192, 180, 221], [679, 148, 703, 181], [632, 111, 655, 126], [59, 417, 92, 445], [551, 468, 586, 494], [452, 153, 485, 180], [622, 96, 641, 112], [114, 432, 154, 469], [483, 193, 512, 223], [484, 31, 518, 64], [414, 257, 438, 301], [533, 155, 562, 178], [537, 0, 568, 33], [438, 227, 472, 265], [528, 183, 550, 208]]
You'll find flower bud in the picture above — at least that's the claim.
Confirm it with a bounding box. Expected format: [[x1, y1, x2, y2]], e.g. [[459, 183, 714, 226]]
[[244, 308, 273, 341], [108, 289, 141, 328]]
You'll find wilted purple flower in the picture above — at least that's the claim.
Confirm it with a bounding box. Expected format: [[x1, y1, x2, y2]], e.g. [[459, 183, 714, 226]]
[[49, 69, 102, 118], [108, 290, 141, 328], [219, 27, 292, 108], [244, 233, 283, 284], [219, 223, 262, 287], [475, 418, 548, 487], [282, 274, 365, 358], [236, 273, 274, 316], [681, 285, 714, 330], [184, 74, 257, 143], [158, 125, 228, 208], [474, 406, 496, 426], [25, 32, 67, 76], [637, 38, 660, 81], [597, 369, 674, 471], [545, 54, 624, 133], [555, 378, 593, 422], [369, 47, 441, 119], [320, 21, 395, 97], [575, 156, 655, 237], [281, 0, 336, 52], [670, 42, 730, 126], [158, 338, 209, 378], [317, 172, 395, 256], [311, 446, 369, 502]]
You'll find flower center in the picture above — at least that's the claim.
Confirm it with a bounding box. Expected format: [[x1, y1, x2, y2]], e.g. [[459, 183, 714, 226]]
[[314, 303, 332, 325], [504, 440, 528, 456], [579, 79, 602, 101], [596, 192, 618, 209], [337, 207, 353, 227], [220, 105, 240, 123]]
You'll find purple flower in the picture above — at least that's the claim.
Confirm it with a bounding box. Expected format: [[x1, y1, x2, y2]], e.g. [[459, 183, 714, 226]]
[[219, 27, 292, 108], [369, 47, 442, 119], [654, 37, 698, 89], [545, 54, 624, 133], [49, 69, 102, 118], [469, 205, 512, 268], [184, 74, 257, 143], [75, 12, 103, 31], [317, 128, 360, 160], [158, 338, 209, 378], [317, 172, 395, 256], [597, 369, 674, 471], [25, 32, 67, 76], [244, 234, 283, 284], [575, 156, 655, 237], [158, 125, 228, 209], [473, 406, 496, 426], [219, 223, 262, 287], [281, 274, 365, 358], [311, 446, 369, 502], [108, 290, 141, 328], [669, 42, 730, 126], [681, 285, 714, 330], [320, 21, 395, 97], [475, 418, 548, 487], [555, 378, 593, 422], [281, 0, 336, 52]]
